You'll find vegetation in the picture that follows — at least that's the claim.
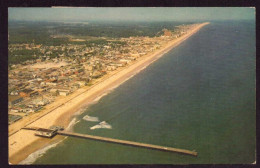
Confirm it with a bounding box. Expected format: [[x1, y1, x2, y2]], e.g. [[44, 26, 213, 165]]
[[8, 20, 194, 44], [8, 20, 194, 65], [8, 49, 40, 64]]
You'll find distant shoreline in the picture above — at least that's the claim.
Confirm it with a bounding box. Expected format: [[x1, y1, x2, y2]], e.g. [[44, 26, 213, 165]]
[[9, 22, 210, 164]]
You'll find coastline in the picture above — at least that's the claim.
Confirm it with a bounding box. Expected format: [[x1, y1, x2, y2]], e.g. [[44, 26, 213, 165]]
[[9, 22, 210, 164]]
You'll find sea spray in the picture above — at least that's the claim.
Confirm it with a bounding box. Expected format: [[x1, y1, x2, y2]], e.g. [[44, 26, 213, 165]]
[[18, 105, 82, 164], [21, 109, 83, 164], [93, 92, 110, 103], [66, 118, 80, 132], [72, 103, 90, 116], [19, 137, 68, 165], [83, 115, 99, 122], [73, 108, 85, 116], [107, 74, 137, 93], [90, 121, 112, 130]]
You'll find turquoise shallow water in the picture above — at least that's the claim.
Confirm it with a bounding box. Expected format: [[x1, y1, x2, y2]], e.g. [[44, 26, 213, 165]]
[[33, 21, 255, 164]]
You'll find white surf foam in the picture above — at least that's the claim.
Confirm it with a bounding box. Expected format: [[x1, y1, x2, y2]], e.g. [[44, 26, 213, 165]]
[[122, 74, 136, 83], [19, 137, 67, 165], [90, 121, 112, 130], [93, 92, 109, 102], [83, 115, 99, 122], [66, 118, 80, 131], [73, 108, 85, 116]]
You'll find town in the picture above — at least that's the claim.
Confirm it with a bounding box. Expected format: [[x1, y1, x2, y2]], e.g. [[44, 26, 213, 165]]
[[8, 23, 198, 124]]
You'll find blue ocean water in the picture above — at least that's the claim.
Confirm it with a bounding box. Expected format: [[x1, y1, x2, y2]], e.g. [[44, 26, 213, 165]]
[[33, 21, 255, 164]]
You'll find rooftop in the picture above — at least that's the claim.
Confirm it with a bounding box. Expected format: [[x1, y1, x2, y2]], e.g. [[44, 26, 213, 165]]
[[8, 95, 23, 102]]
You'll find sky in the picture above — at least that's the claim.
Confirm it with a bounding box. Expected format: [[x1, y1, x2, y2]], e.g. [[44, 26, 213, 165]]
[[8, 7, 255, 22]]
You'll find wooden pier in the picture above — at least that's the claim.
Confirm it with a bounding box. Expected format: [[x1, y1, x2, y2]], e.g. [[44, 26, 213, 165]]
[[57, 131, 198, 156], [22, 126, 197, 156]]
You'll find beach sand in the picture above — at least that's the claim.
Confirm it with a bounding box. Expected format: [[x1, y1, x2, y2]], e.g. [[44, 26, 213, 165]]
[[8, 22, 209, 164]]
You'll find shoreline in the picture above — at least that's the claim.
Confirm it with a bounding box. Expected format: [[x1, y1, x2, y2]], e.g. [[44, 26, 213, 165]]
[[9, 22, 210, 164]]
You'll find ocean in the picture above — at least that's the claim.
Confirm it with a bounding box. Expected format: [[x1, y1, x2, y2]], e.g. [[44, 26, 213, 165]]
[[30, 20, 255, 164]]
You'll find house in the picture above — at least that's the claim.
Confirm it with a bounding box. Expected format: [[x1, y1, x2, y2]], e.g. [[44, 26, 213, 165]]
[[71, 83, 80, 89], [10, 108, 19, 113], [91, 71, 102, 79], [10, 91, 19, 96], [19, 89, 34, 97], [55, 87, 71, 96], [35, 99, 49, 106], [49, 88, 57, 93], [76, 81, 86, 87], [49, 89, 58, 96], [119, 59, 132, 64], [59, 90, 70, 96], [107, 65, 116, 71], [30, 90, 39, 97], [46, 82, 57, 86], [130, 53, 140, 58], [85, 65, 93, 71]]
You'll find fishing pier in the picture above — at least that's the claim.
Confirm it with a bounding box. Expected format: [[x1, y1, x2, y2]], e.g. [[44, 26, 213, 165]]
[[22, 126, 198, 157]]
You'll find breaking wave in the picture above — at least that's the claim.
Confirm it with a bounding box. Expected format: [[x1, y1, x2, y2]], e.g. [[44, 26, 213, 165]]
[[83, 115, 99, 122], [66, 118, 80, 131], [93, 92, 109, 103], [73, 108, 86, 116], [19, 137, 67, 165], [90, 121, 112, 130]]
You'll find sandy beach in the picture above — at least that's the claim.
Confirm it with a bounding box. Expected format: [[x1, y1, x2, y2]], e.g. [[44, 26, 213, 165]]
[[8, 22, 209, 164]]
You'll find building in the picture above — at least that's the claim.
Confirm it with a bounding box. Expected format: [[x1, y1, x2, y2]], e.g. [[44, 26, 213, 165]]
[[163, 29, 172, 36], [119, 59, 132, 64], [8, 114, 22, 125], [49, 125, 64, 131], [8, 95, 24, 106], [59, 90, 70, 96], [19, 89, 34, 97], [35, 99, 49, 106], [49, 89, 58, 96], [56, 88, 71, 96], [35, 128, 57, 138], [76, 81, 86, 87], [10, 108, 19, 113], [30, 90, 39, 97]]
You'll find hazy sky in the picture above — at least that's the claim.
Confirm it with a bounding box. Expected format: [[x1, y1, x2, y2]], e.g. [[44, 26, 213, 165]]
[[9, 7, 255, 22]]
